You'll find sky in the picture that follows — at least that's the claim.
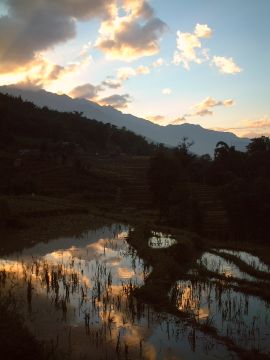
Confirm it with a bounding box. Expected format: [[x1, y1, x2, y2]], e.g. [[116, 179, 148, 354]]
[[0, 0, 269, 137]]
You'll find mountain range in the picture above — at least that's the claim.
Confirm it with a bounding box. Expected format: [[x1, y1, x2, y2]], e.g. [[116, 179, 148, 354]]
[[0, 85, 249, 155]]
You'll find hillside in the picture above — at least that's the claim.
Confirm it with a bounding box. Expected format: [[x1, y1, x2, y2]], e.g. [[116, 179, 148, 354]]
[[0, 92, 157, 206], [0, 86, 249, 155], [0, 92, 155, 156]]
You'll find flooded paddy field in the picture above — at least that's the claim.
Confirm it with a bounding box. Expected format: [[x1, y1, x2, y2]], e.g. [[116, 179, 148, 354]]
[[0, 224, 269, 359], [197, 252, 258, 281], [148, 232, 177, 249], [214, 249, 270, 274]]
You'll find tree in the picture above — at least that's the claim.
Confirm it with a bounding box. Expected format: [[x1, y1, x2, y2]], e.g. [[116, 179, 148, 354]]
[[247, 136, 270, 154]]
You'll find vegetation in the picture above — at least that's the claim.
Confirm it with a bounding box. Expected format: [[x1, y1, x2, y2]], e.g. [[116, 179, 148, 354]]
[[149, 136, 270, 243], [1, 93, 270, 359], [0, 92, 157, 202], [0, 92, 155, 156]]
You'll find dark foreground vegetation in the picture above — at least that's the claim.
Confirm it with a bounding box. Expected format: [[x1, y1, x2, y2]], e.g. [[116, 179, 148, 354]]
[[149, 137, 270, 242], [1, 92, 270, 359]]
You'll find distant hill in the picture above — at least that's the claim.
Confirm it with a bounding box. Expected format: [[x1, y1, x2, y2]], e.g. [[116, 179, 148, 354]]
[[0, 86, 249, 155]]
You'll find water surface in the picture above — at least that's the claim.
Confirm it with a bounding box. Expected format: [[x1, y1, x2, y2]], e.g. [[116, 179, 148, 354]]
[[148, 231, 177, 249], [0, 224, 236, 359]]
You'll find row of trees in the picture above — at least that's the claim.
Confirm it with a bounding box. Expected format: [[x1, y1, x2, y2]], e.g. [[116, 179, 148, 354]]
[[149, 137, 270, 242]]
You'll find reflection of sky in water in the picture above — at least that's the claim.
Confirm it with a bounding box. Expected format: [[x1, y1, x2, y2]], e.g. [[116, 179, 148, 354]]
[[198, 252, 257, 282], [173, 279, 270, 353], [148, 232, 177, 249], [0, 224, 236, 360], [216, 249, 270, 273]]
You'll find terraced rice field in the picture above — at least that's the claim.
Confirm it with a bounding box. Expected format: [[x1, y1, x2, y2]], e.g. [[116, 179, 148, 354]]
[[0, 225, 269, 359]]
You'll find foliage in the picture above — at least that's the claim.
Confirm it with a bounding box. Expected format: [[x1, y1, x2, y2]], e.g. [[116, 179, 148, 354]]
[[149, 136, 270, 242], [0, 92, 156, 155], [149, 141, 203, 231]]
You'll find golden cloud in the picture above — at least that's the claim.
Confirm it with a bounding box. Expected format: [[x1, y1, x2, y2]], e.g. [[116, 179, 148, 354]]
[[192, 96, 234, 117], [212, 56, 242, 74], [212, 117, 270, 138], [0, 55, 87, 89], [146, 115, 186, 126], [136, 65, 150, 75], [95, 1, 167, 60], [194, 23, 213, 38]]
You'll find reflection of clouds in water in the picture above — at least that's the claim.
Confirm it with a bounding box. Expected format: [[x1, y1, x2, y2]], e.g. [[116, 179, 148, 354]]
[[0, 258, 93, 291], [215, 249, 270, 273], [148, 231, 177, 249], [1, 226, 241, 359], [116, 231, 129, 240], [118, 267, 135, 279], [173, 278, 270, 353], [199, 252, 257, 282], [177, 283, 209, 320], [142, 343, 157, 360], [104, 256, 121, 266]]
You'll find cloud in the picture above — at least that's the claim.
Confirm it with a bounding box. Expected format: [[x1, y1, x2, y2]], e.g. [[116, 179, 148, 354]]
[[147, 115, 166, 124], [136, 65, 150, 75], [162, 88, 172, 95], [194, 24, 213, 38], [244, 117, 270, 130], [173, 32, 202, 69], [116, 65, 150, 81], [69, 83, 100, 100], [69, 75, 129, 101], [173, 24, 242, 74], [170, 117, 186, 125], [213, 117, 270, 137], [147, 115, 186, 125], [152, 57, 165, 67], [192, 96, 234, 116], [0, 0, 115, 72], [99, 93, 132, 109], [117, 67, 137, 81], [147, 97, 234, 126], [172, 23, 212, 70], [101, 77, 122, 89], [11, 55, 86, 89], [212, 56, 242, 74], [95, 1, 167, 60], [74, 41, 93, 63]]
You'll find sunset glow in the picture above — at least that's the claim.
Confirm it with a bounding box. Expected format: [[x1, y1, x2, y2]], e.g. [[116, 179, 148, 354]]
[[0, 0, 269, 137]]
